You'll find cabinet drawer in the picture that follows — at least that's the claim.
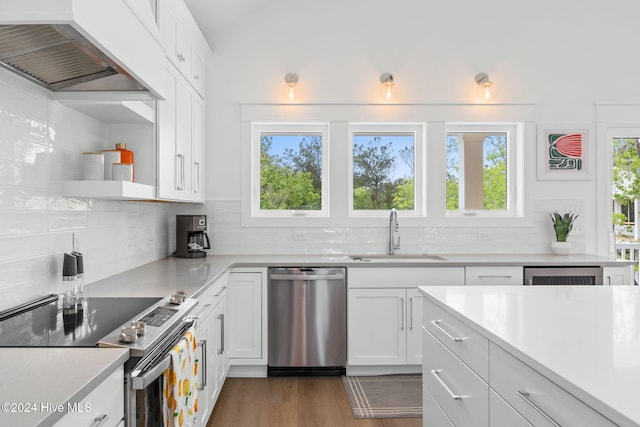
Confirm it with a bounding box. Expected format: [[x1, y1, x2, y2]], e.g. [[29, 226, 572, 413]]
[[490, 389, 532, 427], [466, 266, 523, 286], [348, 267, 465, 288], [54, 367, 124, 427], [423, 298, 489, 381], [490, 344, 616, 427], [423, 384, 455, 427], [423, 328, 489, 427]]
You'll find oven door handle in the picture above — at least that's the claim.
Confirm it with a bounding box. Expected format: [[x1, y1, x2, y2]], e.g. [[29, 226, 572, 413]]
[[131, 354, 172, 390]]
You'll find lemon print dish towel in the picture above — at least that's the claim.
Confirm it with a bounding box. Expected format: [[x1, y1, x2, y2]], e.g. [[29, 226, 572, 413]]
[[163, 326, 199, 427]]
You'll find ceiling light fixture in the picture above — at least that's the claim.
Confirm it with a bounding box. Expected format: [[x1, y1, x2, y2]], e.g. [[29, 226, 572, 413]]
[[283, 72, 301, 102], [379, 73, 396, 102], [475, 72, 497, 102]]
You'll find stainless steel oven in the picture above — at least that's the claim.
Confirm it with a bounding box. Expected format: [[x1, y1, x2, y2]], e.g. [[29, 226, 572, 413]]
[[524, 266, 604, 285], [0, 292, 198, 427], [98, 295, 198, 427]]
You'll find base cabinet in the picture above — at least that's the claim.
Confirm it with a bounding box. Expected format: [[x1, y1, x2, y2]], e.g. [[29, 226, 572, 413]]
[[348, 288, 423, 366], [227, 269, 268, 376], [348, 267, 464, 371], [194, 276, 228, 426], [422, 296, 618, 427], [53, 367, 124, 427]]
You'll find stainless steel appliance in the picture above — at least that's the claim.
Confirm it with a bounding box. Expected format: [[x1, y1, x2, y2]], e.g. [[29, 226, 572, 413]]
[[0, 292, 199, 427], [524, 266, 604, 285], [268, 267, 346, 376], [175, 215, 211, 258]]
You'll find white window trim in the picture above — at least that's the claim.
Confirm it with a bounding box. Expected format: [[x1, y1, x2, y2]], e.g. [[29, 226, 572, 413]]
[[445, 122, 524, 218], [347, 122, 426, 218], [250, 122, 330, 218]]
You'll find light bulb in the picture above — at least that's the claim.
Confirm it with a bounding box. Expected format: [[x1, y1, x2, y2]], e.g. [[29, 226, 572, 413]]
[[379, 73, 396, 102], [474, 72, 497, 102], [282, 72, 301, 102]]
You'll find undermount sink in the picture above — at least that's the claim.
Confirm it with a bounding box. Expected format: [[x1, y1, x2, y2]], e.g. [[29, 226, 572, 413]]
[[349, 254, 447, 262]]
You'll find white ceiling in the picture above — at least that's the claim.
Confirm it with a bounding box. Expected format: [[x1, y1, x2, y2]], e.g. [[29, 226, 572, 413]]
[[184, 0, 276, 45]]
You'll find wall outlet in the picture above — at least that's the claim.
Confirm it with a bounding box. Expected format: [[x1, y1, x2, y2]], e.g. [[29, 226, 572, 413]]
[[477, 232, 490, 241], [293, 231, 307, 241]]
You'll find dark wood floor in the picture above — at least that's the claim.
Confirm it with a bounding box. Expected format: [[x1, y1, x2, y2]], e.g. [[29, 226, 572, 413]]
[[207, 377, 423, 427]]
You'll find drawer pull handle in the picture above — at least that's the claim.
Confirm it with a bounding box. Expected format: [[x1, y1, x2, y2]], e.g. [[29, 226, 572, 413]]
[[214, 286, 227, 297], [431, 369, 462, 400], [477, 275, 513, 279], [431, 320, 463, 342], [517, 390, 561, 427], [90, 414, 109, 427]]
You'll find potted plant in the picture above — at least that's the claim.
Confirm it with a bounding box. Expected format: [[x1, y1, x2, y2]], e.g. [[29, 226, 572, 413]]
[[549, 211, 579, 255]]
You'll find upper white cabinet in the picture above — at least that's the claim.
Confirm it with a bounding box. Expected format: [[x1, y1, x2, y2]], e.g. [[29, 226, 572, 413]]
[[157, 65, 205, 202], [158, 0, 210, 97]]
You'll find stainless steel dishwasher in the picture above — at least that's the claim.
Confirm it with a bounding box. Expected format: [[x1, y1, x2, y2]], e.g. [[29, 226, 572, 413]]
[[268, 267, 347, 376]]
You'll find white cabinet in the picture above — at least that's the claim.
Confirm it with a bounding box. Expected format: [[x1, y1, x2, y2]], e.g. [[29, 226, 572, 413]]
[[194, 276, 228, 427], [422, 294, 618, 427], [157, 65, 205, 202], [157, 0, 210, 97], [53, 367, 124, 427], [348, 288, 423, 366], [603, 265, 634, 285], [347, 267, 464, 371], [490, 343, 616, 427], [227, 269, 267, 376], [466, 266, 523, 286]]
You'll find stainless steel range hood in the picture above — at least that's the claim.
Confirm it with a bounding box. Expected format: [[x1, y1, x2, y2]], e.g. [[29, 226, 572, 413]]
[[0, 24, 146, 92], [0, 0, 165, 99]]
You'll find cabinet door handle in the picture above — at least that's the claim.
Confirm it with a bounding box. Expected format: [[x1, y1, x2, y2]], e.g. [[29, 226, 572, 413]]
[[517, 390, 561, 427], [431, 320, 463, 342], [431, 369, 462, 400], [400, 297, 404, 331], [90, 414, 109, 427], [218, 313, 225, 354], [198, 339, 207, 389], [175, 154, 185, 191], [477, 275, 513, 279], [409, 297, 413, 330], [193, 161, 200, 193]]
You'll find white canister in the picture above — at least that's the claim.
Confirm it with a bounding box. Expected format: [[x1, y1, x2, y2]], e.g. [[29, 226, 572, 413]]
[[102, 150, 121, 180], [80, 152, 104, 180], [112, 163, 134, 182]]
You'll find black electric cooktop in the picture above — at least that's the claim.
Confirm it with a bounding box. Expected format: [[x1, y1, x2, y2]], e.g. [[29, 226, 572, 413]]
[[0, 295, 161, 347]]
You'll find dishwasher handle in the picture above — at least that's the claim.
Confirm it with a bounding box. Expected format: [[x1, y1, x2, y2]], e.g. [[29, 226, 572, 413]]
[[269, 273, 345, 281]]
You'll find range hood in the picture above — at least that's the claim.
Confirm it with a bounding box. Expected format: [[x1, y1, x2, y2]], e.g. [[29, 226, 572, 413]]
[[0, 0, 165, 99]]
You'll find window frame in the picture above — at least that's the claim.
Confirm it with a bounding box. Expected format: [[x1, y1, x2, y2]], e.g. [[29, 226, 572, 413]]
[[251, 122, 330, 218], [347, 122, 426, 218], [444, 122, 524, 218]]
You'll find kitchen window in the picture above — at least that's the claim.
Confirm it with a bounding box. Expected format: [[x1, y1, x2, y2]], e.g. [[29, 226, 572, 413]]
[[445, 122, 523, 217], [348, 123, 425, 217], [251, 123, 329, 218]]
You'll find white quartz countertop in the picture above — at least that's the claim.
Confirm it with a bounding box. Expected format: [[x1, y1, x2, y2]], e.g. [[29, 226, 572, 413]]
[[418, 285, 640, 427], [82, 253, 630, 298], [0, 347, 128, 426]]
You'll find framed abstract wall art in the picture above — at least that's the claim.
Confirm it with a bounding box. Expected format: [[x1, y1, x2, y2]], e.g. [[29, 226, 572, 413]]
[[537, 126, 592, 180]]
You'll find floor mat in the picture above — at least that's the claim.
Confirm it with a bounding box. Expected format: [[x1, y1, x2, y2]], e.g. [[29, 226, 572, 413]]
[[341, 374, 422, 418]]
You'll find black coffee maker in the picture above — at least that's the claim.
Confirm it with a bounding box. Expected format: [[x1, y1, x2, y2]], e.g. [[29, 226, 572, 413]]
[[176, 215, 211, 258]]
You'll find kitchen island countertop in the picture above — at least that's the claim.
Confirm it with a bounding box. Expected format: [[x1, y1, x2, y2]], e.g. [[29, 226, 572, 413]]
[[419, 285, 640, 427]]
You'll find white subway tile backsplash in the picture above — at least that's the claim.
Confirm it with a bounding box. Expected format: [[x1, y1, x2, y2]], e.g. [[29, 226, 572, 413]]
[[0, 71, 172, 311]]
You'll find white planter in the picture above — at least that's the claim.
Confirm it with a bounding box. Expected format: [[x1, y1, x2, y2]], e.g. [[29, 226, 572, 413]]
[[551, 241, 571, 255]]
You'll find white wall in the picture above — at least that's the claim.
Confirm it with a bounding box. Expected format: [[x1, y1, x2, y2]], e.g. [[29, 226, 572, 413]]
[[201, 0, 640, 256], [0, 70, 173, 311]]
